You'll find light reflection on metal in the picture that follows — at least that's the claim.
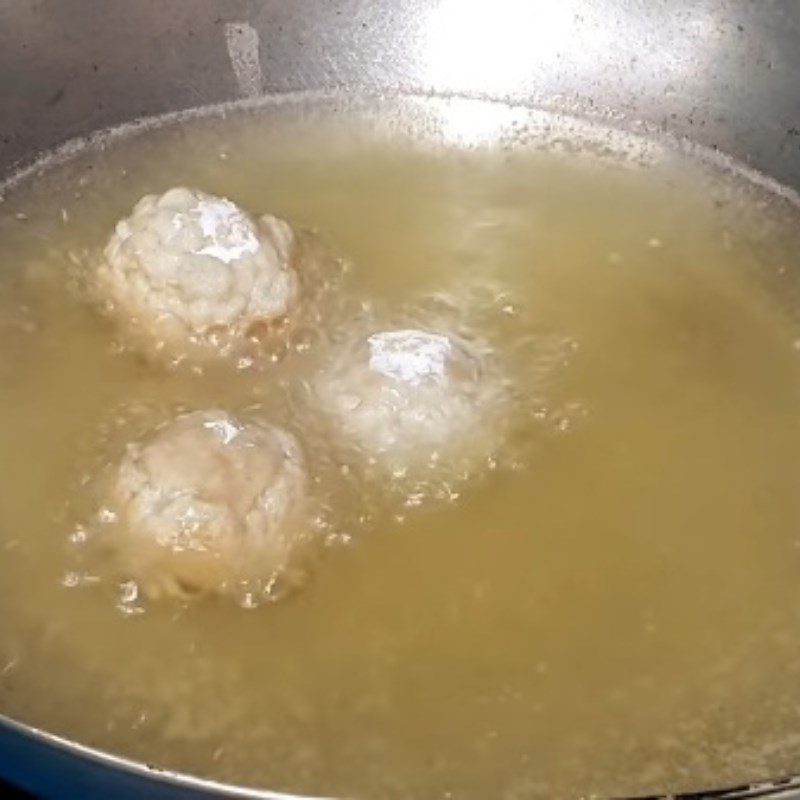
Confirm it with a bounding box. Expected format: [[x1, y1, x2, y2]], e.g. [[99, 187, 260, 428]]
[[422, 0, 612, 94], [428, 96, 529, 146]]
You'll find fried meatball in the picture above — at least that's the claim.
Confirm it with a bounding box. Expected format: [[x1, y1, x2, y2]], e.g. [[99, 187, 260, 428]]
[[99, 187, 298, 361], [314, 328, 506, 474], [103, 410, 309, 603]]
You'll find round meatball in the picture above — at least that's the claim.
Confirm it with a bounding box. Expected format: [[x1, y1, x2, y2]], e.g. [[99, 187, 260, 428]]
[[315, 328, 506, 474], [99, 187, 299, 361], [103, 410, 309, 603]]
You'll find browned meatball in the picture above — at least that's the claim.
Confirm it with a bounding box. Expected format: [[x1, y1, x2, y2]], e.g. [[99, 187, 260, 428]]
[[99, 187, 298, 361], [103, 410, 310, 604]]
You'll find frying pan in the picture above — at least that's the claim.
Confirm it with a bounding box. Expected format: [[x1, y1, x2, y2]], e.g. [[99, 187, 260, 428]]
[[2, 1, 800, 797]]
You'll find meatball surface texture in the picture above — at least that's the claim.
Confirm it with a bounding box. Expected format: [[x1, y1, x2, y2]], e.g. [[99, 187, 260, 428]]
[[315, 328, 505, 474], [105, 409, 309, 602], [99, 187, 298, 360]]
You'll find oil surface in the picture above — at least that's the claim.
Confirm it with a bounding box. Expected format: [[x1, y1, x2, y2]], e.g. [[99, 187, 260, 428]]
[[2, 96, 800, 798]]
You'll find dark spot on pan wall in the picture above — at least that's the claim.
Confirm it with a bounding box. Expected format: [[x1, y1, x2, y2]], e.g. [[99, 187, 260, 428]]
[[45, 86, 64, 106]]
